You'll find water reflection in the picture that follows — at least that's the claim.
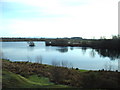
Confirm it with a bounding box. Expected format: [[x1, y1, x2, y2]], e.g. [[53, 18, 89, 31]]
[[56, 47, 68, 53], [70, 47, 74, 50], [95, 49, 120, 60], [2, 42, 120, 70], [27, 46, 35, 51], [81, 47, 87, 55], [89, 49, 96, 58], [26, 56, 32, 62]]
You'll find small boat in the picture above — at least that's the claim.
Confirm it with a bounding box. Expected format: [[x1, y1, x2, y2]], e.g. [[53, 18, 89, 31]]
[[27, 41, 35, 47]]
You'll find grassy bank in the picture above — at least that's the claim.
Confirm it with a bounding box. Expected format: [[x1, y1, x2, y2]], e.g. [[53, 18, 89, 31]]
[[2, 70, 68, 88], [2, 59, 119, 89], [2, 59, 70, 88]]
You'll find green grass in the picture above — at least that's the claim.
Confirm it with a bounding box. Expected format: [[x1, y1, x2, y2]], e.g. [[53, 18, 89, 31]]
[[78, 69, 89, 72], [3, 70, 40, 88], [2, 70, 69, 88], [2, 59, 119, 88], [27, 75, 54, 85]]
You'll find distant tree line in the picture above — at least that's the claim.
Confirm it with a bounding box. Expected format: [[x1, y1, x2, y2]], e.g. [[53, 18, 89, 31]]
[[1, 37, 46, 41], [1, 35, 120, 50]]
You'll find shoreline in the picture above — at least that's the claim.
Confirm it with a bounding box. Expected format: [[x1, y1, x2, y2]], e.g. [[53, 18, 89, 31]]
[[2, 59, 119, 88], [1, 38, 120, 50]]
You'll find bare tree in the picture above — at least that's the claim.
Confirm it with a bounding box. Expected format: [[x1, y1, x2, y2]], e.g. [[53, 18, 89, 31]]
[[36, 55, 42, 64], [0, 50, 4, 59], [51, 60, 73, 68], [104, 62, 114, 71], [118, 60, 120, 72], [27, 56, 32, 62], [51, 60, 60, 67], [61, 60, 69, 67], [68, 62, 74, 68]]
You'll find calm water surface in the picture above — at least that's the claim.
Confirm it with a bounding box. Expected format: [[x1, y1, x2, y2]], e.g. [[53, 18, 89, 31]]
[[1, 42, 119, 70]]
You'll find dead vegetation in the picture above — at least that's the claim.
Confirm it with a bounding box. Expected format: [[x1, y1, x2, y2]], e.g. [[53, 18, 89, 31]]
[[2, 59, 119, 88]]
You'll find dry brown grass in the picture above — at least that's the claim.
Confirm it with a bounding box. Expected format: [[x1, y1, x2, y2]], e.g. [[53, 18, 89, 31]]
[[2, 59, 119, 88]]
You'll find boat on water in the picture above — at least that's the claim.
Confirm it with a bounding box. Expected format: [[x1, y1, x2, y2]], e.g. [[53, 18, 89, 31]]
[[27, 41, 35, 47]]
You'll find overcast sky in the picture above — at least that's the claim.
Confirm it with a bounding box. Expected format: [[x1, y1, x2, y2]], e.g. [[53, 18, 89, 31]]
[[0, 0, 119, 39]]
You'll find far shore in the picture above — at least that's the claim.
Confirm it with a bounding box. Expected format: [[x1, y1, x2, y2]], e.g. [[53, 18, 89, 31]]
[[1, 37, 120, 50]]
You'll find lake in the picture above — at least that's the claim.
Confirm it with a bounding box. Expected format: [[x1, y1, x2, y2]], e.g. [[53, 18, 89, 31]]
[[1, 41, 119, 71]]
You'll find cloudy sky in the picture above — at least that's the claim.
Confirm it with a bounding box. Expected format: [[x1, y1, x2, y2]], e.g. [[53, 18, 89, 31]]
[[0, 0, 119, 38]]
